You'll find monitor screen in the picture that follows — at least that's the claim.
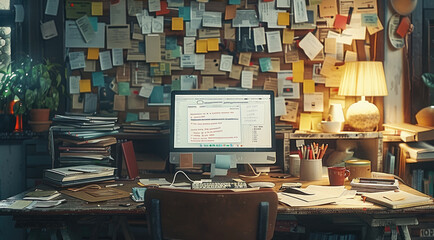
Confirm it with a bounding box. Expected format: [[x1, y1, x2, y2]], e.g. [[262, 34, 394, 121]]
[[169, 90, 276, 165]]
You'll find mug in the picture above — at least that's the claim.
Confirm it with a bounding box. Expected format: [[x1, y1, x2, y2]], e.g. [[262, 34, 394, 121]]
[[317, 121, 341, 133], [328, 167, 350, 186]]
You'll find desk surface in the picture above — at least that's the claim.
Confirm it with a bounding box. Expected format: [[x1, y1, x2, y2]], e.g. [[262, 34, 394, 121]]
[[1, 175, 433, 217]]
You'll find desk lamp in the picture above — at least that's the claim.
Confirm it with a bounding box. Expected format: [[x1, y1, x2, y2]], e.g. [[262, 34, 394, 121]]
[[338, 61, 388, 131]]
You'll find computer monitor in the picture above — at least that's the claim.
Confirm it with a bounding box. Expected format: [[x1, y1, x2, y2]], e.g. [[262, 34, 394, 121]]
[[169, 90, 276, 167]]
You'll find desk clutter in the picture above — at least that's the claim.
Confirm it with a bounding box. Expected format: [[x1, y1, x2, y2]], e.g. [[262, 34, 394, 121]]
[[43, 165, 116, 187]]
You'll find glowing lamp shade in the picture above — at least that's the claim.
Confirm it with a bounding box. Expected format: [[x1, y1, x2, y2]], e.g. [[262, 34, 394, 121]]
[[338, 61, 388, 131]]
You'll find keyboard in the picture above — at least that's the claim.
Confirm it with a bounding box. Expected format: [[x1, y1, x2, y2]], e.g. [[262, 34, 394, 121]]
[[191, 181, 248, 190]]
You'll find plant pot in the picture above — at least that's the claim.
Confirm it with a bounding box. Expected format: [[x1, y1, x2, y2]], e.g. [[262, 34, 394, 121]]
[[416, 106, 434, 127], [0, 114, 16, 132], [30, 109, 50, 122], [28, 120, 52, 132]]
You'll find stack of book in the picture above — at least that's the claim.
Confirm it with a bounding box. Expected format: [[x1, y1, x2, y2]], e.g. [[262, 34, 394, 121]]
[[51, 114, 119, 167], [350, 178, 399, 193], [43, 165, 116, 187], [121, 120, 169, 134]]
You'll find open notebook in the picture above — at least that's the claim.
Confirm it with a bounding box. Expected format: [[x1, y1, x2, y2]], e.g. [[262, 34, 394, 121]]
[[362, 190, 433, 209]]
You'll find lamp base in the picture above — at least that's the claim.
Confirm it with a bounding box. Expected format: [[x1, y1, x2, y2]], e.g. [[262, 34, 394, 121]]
[[346, 100, 380, 132]]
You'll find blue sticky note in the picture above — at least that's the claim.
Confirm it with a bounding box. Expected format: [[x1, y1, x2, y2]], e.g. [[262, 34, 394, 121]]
[[118, 82, 131, 96], [126, 112, 139, 122], [166, 36, 177, 50], [138, 41, 145, 53], [92, 72, 104, 87], [229, 0, 241, 4], [88, 17, 98, 32], [259, 58, 272, 72], [149, 85, 164, 103], [179, 7, 191, 21], [215, 155, 231, 169]]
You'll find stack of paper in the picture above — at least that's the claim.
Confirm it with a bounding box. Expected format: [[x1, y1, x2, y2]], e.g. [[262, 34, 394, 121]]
[[44, 165, 116, 187], [278, 185, 355, 207], [23, 190, 61, 201], [350, 178, 399, 193]]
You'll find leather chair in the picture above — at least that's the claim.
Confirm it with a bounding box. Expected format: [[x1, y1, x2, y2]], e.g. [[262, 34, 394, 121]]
[[144, 187, 278, 240]]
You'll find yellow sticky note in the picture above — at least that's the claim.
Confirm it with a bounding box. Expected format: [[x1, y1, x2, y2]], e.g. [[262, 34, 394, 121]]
[[311, 113, 323, 131], [282, 28, 294, 44], [91, 2, 103, 16], [196, 39, 208, 53], [87, 48, 99, 60], [207, 38, 219, 51], [292, 60, 304, 83], [172, 17, 184, 31], [299, 113, 312, 131], [303, 80, 315, 93], [79, 79, 92, 93], [278, 12, 290, 26]]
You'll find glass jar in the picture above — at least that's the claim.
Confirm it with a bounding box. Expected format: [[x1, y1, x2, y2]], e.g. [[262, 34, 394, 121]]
[[345, 159, 371, 181]]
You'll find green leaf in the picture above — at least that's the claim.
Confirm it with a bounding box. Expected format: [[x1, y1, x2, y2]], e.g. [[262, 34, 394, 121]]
[[421, 73, 434, 89]]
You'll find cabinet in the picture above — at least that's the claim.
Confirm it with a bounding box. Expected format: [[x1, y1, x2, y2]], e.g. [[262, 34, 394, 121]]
[[283, 132, 383, 173]]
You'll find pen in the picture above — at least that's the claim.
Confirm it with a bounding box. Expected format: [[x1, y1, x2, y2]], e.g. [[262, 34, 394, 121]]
[[106, 183, 124, 188]]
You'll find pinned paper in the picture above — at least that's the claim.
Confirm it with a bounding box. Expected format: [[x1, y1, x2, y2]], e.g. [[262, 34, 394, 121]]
[[253, 27, 266, 46], [207, 38, 219, 51], [278, 12, 290, 26], [40, 20, 58, 40], [118, 82, 131, 96], [311, 112, 323, 131], [92, 72, 105, 87], [334, 14, 347, 30], [99, 51, 113, 71], [45, 0, 59, 16], [92, 2, 103, 16], [259, 58, 272, 72], [79, 79, 92, 93], [299, 32, 323, 61], [126, 112, 139, 122], [112, 48, 124, 66], [282, 29, 294, 44], [196, 39, 208, 53], [239, 52, 252, 66], [225, 5, 237, 20], [280, 100, 299, 122], [303, 80, 315, 93], [76, 15, 95, 43], [241, 71, 253, 89], [266, 31, 282, 53], [172, 17, 184, 31], [113, 95, 126, 111], [304, 92, 324, 112], [292, 60, 304, 83], [179, 7, 191, 21], [299, 113, 312, 131], [69, 52, 86, 70], [139, 83, 154, 98], [69, 76, 80, 94], [274, 97, 287, 117], [229, 65, 242, 80], [324, 38, 337, 54], [361, 13, 378, 27]]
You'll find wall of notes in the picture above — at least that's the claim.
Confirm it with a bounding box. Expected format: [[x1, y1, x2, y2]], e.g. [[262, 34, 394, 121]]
[[58, 0, 383, 129]]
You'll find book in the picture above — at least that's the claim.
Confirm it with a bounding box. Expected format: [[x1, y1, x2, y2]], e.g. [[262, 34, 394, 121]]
[[350, 178, 399, 193], [44, 165, 116, 182], [362, 190, 433, 209], [383, 123, 434, 142], [399, 141, 434, 160], [121, 141, 139, 179], [59, 136, 117, 147], [23, 190, 61, 201], [44, 175, 116, 187]]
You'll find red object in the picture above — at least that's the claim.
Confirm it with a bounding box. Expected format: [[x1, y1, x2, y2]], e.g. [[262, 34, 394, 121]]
[[70, 3, 74, 7], [262, 0, 274, 2], [396, 17, 410, 38], [334, 14, 348, 30], [133, 90, 139, 95], [121, 141, 139, 179], [111, 0, 120, 4], [328, 167, 350, 186], [156, 1, 170, 16]]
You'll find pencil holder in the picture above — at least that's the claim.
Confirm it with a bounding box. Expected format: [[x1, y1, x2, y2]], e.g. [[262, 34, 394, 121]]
[[300, 159, 323, 181]]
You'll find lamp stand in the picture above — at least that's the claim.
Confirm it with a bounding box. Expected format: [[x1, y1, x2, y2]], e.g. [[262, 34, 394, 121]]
[[345, 96, 380, 132]]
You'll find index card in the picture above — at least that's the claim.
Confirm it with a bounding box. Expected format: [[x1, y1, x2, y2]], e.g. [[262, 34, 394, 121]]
[[40, 20, 58, 40], [253, 27, 266, 46], [92, 2, 103, 16], [87, 48, 99, 60], [113, 95, 126, 111], [145, 34, 162, 62], [65, 21, 105, 48], [128, 0, 142, 16], [312, 63, 326, 84], [280, 100, 299, 122], [69, 51, 86, 70], [76, 15, 95, 43], [233, 10, 259, 28], [72, 94, 84, 110], [99, 51, 113, 71], [270, 58, 281, 72], [69, 76, 80, 94], [201, 76, 214, 90], [112, 48, 124, 66], [304, 92, 324, 112], [361, 13, 378, 27], [180, 54, 195, 68], [278, 12, 290, 26], [278, 71, 300, 99], [367, 17, 383, 35], [266, 31, 282, 53], [294, 0, 308, 23], [148, 0, 161, 12], [292, 60, 304, 83], [299, 32, 323, 60], [220, 54, 233, 72], [184, 37, 196, 54], [241, 71, 253, 89], [277, 0, 291, 8], [79, 79, 91, 93], [195, 54, 205, 70], [274, 97, 287, 117], [303, 80, 316, 93], [118, 82, 131, 96], [84, 60, 96, 72], [345, 50, 358, 62], [338, 0, 354, 15], [110, 0, 126, 25], [229, 65, 242, 80], [264, 77, 278, 96], [190, 1, 205, 19], [126, 112, 139, 122], [128, 88, 145, 109], [282, 29, 294, 44], [45, 0, 59, 16], [152, 16, 164, 33], [139, 112, 150, 120], [158, 107, 170, 120], [141, 16, 152, 34], [239, 52, 252, 66], [185, 22, 197, 37], [319, 0, 338, 17], [202, 12, 222, 28], [324, 38, 337, 54]]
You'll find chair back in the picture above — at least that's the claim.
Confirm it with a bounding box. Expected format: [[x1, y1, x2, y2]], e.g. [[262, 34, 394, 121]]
[[144, 188, 278, 240]]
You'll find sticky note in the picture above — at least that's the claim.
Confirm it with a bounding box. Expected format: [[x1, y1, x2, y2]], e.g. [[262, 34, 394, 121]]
[[166, 36, 177, 50], [278, 12, 290, 26], [79, 79, 91, 93], [229, 0, 241, 4], [334, 14, 347, 30], [215, 155, 231, 169], [172, 17, 184, 31], [299, 113, 312, 131], [118, 82, 131, 96], [292, 60, 304, 83], [126, 112, 139, 122], [171, 79, 181, 90], [179, 7, 191, 21], [311, 113, 323, 131], [303, 80, 315, 93], [196, 39, 208, 53], [180, 153, 193, 168], [88, 17, 98, 31], [207, 38, 219, 51], [282, 29, 294, 44], [91, 2, 103, 16], [259, 58, 272, 72], [87, 48, 99, 60], [225, 5, 237, 20], [92, 72, 104, 87]]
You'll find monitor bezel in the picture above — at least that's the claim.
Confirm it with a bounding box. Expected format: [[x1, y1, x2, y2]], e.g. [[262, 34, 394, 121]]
[[169, 90, 276, 153]]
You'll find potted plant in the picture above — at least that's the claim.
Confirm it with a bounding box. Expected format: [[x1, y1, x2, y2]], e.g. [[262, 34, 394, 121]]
[[0, 69, 16, 132], [415, 73, 434, 127], [2, 56, 64, 132]]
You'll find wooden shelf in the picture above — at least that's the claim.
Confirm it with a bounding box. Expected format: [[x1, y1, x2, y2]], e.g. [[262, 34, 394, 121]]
[[406, 158, 434, 163], [290, 131, 382, 140]]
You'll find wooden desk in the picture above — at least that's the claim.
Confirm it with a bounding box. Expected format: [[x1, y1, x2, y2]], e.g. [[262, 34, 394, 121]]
[[1, 176, 433, 240]]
